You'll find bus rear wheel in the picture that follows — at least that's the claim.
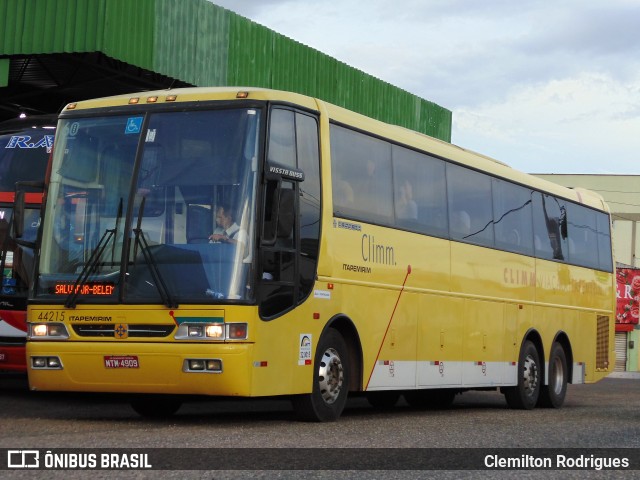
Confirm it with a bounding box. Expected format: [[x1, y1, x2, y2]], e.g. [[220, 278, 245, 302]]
[[292, 328, 350, 422], [503, 340, 540, 409], [537, 342, 568, 408]]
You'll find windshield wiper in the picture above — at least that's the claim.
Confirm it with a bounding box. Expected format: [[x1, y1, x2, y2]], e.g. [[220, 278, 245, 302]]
[[131, 197, 177, 308], [64, 199, 123, 308]]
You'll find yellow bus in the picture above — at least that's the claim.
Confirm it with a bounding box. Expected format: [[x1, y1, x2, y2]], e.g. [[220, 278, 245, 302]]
[[24, 87, 615, 421]]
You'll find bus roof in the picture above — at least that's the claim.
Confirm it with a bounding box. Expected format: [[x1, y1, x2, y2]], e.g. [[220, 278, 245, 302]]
[[61, 87, 608, 213]]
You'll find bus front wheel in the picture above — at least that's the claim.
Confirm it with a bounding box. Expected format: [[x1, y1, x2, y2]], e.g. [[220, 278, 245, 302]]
[[292, 328, 350, 422], [503, 340, 540, 409], [537, 342, 568, 408]]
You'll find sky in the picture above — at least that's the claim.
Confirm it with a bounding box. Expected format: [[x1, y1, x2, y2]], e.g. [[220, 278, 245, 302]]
[[210, 0, 640, 174]]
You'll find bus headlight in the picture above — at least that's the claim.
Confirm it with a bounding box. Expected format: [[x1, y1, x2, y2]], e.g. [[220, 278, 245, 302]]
[[186, 324, 224, 339], [174, 322, 247, 341], [188, 325, 204, 337], [29, 323, 70, 339], [183, 358, 223, 373], [31, 356, 63, 369], [206, 324, 224, 338], [176, 322, 223, 340]]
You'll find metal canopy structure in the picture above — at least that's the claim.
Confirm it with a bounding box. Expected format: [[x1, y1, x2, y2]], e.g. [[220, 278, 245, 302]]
[[0, 0, 452, 141], [2, 52, 191, 119]]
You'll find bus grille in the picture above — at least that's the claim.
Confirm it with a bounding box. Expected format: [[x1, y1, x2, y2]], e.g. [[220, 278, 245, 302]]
[[596, 315, 610, 370], [71, 324, 175, 338]]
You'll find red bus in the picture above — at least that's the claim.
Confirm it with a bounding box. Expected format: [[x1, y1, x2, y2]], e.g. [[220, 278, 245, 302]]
[[0, 115, 54, 372]]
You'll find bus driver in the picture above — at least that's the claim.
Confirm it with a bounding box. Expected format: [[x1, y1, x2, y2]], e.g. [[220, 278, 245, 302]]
[[208, 203, 248, 246]]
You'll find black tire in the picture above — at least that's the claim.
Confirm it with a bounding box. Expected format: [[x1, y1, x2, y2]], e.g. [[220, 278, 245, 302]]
[[291, 328, 350, 422], [503, 340, 541, 410], [366, 391, 401, 409], [538, 342, 568, 408], [404, 389, 456, 409], [130, 395, 182, 418]]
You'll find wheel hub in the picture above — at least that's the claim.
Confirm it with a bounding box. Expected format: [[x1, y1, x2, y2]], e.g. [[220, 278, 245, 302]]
[[551, 356, 564, 395], [523, 354, 539, 396], [318, 347, 344, 404]]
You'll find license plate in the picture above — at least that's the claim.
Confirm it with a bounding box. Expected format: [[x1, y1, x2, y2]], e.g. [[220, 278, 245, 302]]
[[104, 355, 139, 368]]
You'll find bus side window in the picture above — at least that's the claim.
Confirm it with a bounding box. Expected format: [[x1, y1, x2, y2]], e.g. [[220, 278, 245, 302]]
[[447, 163, 494, 246], [567, 202, 598, 269], [451, 210, 471, 238], [330, 124, 393, 224], [492, 179, 534, 256], [533, 192, 568, 262]]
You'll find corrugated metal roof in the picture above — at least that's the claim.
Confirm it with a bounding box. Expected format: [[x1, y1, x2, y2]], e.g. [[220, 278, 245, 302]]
[[0, 0, 451, 140]]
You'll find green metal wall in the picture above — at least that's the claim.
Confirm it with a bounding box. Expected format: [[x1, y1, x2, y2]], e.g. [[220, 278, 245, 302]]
[[0, 0, 451, 141], [225, 11, 451, 141], [1, 0, 105, 53]]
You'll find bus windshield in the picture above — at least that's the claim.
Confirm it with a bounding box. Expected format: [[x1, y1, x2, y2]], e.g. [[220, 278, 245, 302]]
[[36, 107, 261, 305], [0, 129, 52, 192]]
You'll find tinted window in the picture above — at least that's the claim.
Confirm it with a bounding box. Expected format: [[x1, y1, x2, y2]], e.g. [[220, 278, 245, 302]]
[[492, 179, 534, 256], [596, 212, 613, 272], [447, 163, 494, 247], [0, 129, 52, 192], [567, 203, 598, 269], [533, 192, 568, 261], [296, 113, 321, 297], [331, 125, 393, 224], [261, 109, 321, 318], [392, 145, 447, 236], [268, 109, 296, 168], [327, 122, 613, 272]]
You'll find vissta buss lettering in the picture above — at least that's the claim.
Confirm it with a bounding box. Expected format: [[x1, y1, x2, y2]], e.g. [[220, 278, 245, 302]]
[[269, 166, 303, 179]]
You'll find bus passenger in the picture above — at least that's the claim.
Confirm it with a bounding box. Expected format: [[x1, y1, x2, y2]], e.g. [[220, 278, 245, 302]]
[[396, 180, 418, 220], [334, 179, 354, 209]]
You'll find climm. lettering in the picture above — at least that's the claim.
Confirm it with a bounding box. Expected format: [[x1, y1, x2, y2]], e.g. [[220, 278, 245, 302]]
[[503, 268, 536, 286], [361, 234, 395, 265]]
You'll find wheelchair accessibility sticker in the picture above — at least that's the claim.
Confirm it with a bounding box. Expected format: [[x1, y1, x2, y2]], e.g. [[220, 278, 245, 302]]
[[125, 117, 143, 134]]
